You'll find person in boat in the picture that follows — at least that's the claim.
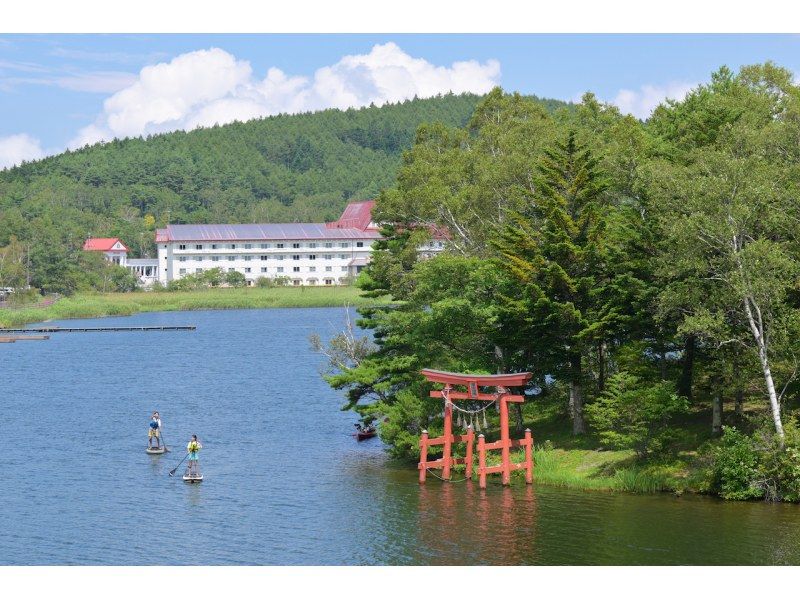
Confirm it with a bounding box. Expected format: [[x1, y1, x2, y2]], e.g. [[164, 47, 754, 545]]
[[148, 411, 162, 449], [186, 435, 202, 477]]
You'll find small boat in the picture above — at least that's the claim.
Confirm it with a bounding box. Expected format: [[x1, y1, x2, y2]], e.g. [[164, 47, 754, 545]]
[[146, 446, 166, 455], [183, 473, 204, 483], [355, 427, 377, 441]]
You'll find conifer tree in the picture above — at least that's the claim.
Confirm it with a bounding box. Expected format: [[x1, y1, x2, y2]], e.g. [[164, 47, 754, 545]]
[[494, 131, 611, 434]]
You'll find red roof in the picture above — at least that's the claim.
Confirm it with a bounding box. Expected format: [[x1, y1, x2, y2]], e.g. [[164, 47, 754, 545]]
[[327, 200, 377, 231], [83, 238, 128, 252]]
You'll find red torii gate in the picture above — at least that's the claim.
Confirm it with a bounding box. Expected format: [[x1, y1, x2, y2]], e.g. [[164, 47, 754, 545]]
[[418, 369, 534, 488]]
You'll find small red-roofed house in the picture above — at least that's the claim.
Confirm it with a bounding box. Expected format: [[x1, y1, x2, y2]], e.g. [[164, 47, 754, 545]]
[[82, 238, 129, 266]]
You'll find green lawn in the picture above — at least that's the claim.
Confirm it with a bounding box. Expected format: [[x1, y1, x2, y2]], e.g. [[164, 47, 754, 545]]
[[0, 286, 390, 328]]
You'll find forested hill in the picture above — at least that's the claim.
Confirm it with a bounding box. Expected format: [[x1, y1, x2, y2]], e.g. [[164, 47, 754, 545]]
[[2, 94, 489, 225], [0, 91, 569, 293]]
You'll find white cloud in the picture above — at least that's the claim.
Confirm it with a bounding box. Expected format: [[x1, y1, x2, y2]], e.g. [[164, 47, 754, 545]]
[[0, 133, 45, 169], [69, 43, 501, 148], [612, 82, 697, 120]]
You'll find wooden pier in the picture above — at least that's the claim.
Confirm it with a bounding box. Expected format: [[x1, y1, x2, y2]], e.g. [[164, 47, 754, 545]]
[[1, 325, 195, 333]]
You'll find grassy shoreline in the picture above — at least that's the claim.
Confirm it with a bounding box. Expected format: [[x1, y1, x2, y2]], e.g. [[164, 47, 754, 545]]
[[430, 402, 718, 496], [445, 445, 706, 495], [0, 286, 388, 328]]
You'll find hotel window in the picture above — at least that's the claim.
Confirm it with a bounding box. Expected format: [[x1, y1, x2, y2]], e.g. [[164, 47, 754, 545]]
[[178, 244, 186, 250], [211, 256, 220, 262], [277, 267, 284, 273], [308, 254, 316, 260], [324, 242, 332, 248], [195, 256, 202, 262], [228, 268, 235, 273], [229, 244, 236, 249], [324, 254, 332, 260], [292, 255, 300, 261], [244, 256, 252, 261], [260, 243, 270, 249], [195, 244, 203, 250], [293, 266, 300, 272], [339, 254, 347, 260], [228, 256, 235, 261], [356, 242, 363, 247], [260, 255, 268, 261], [340, 242, 349, 248], [195, 268, 203, 273], [244, 244, 252, 249], [179, 256, 187, 262], [325, 266, 332, 272], [309, 266, 316, 272], [437, 242, 443, 248], [277, 255, 284, 261], [341, 266, 348, 271], [325, 279, 333, 285], [293, 280, 301, 286], [292, 243, 300, 249], [309, 243, 317, 248], [261, 267, 268, 273], [211, 244, 218, 249], [179, 268, 186, 274], [245, 267, 251, 273], [276, 243, 284, 249]]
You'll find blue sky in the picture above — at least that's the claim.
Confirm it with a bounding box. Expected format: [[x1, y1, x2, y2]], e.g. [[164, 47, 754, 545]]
[[1, 34, 799, 168]]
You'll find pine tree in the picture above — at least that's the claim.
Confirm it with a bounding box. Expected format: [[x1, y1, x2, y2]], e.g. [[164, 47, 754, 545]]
[[494, 131, 611, 434]]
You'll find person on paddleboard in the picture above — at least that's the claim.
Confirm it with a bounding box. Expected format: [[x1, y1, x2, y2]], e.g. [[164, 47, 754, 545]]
[[186, 435, 202, 477], [148, 411, 162, 449]]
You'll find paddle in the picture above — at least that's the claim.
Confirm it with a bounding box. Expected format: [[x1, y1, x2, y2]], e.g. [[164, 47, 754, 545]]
[[159, 430, 171, 453], [168, 453, 189, 477]]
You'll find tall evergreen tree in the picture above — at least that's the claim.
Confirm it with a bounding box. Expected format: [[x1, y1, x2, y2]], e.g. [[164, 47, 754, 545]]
[[494, 131, 611, 434]]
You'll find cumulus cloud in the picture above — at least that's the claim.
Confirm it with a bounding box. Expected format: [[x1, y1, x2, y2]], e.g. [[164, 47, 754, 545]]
[[70, 43, 501, 148], [0, 133, 45, 169], [612, 82, 696, 120]]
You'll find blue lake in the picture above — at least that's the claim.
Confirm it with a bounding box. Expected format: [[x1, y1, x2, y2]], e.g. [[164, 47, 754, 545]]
[[1, 307, 799, 565]]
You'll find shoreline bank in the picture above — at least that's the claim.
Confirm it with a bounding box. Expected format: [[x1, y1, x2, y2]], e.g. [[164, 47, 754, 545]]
[[0, 286, 388, 328]]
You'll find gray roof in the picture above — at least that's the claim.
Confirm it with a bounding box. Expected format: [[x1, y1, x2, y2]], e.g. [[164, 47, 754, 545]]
[[161, 223, 382, 242], [126, 258, 159, 266]]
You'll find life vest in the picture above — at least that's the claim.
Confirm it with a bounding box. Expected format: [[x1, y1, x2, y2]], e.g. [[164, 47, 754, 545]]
[[149, 420, 159, 429], [188, 441, 200, 453]]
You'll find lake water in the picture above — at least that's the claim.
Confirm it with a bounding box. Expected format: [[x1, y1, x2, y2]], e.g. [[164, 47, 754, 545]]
[[2, 307, 799, 565]]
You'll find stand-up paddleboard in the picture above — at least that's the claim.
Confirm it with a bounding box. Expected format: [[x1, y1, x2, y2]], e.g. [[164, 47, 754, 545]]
[[183, 473, 203, 483], [146, 446, 166, 455]]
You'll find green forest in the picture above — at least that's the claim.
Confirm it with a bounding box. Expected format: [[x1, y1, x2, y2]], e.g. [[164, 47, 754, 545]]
[[315, 63, 800, 502], [2, 93, 573, 294]]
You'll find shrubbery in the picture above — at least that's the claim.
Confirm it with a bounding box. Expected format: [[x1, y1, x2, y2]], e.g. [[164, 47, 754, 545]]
[[165, 268, 225, 291], [711, 427, 764, 500], [712, 420, 800, 502], [585, 372, 689, 459]]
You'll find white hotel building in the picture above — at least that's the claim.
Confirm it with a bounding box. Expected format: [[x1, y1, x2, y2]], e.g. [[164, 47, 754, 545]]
[[154, 200, 444, 287]]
